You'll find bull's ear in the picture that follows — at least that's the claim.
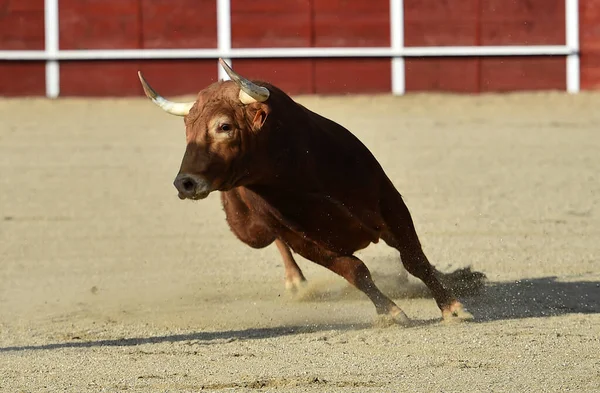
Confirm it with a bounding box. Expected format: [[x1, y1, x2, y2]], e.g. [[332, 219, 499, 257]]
[[251, 108, 269, 131]]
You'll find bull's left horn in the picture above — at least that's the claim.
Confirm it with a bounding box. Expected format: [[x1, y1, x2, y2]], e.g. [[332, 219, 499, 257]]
[[218, 58, 270, 104], [137, 71, 194, 117]]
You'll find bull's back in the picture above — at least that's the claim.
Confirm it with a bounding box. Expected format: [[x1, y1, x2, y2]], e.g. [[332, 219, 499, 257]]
[[298, 104, 391, 215]]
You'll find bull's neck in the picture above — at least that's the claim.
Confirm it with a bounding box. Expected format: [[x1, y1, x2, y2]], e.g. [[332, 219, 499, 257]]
[[247, 130, 316, 192], [244, 98, 320, 191]]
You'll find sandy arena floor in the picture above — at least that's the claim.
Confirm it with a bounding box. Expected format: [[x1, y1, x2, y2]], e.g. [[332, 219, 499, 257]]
[[0, 91, 599, 392]]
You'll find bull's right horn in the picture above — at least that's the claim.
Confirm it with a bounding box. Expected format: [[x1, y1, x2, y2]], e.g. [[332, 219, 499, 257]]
[[137, 71, 195, 117], [218, 58, 270, 104]]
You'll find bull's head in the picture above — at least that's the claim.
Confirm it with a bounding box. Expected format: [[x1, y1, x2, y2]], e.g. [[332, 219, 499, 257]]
[[137, 59, 271, 200]]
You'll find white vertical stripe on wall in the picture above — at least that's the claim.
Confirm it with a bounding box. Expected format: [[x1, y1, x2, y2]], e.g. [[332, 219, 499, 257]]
[[44, 0, 60, 98], [217, 0, 232, 81], [566, 0, 580, 93], [390, 0, 405, 95]]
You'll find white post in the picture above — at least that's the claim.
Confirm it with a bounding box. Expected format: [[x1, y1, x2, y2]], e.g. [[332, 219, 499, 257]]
[[390, 0, 405, 95], [566, 0, 580, 93], [217, 0, 232, 80], [44, 0, 60, 98]]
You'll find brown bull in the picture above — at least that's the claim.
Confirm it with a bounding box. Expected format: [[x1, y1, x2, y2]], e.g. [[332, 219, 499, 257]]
[[137, 59, 473, 325]]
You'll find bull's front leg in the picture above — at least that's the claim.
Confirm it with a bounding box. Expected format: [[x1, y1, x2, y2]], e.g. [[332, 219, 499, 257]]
[[221, 191, 307, 293], [320, 255, 411, 326], [274, 239, 307, 293], [279, 230, 411, 325]]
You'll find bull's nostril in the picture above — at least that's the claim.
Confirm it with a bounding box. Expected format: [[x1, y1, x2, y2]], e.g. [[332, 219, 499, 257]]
[[182, 178, 195, 191]]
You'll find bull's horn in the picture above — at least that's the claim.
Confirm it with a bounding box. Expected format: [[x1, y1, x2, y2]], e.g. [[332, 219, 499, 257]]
[[218, 58, 270, 104], [137, 71, 194, 116]]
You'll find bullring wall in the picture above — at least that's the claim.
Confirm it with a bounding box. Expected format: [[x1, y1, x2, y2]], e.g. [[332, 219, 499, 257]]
[[1, 0, 599, 96]]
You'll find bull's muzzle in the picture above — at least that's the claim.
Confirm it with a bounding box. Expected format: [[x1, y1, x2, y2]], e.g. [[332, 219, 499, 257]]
[[173, 173, 212, 200]]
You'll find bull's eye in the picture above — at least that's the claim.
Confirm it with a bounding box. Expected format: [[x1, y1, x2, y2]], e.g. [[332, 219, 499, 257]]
[[219, 123, 232, 133]]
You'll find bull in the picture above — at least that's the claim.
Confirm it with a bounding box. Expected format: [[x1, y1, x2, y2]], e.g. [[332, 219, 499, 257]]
[[136, 59, 473, 325]]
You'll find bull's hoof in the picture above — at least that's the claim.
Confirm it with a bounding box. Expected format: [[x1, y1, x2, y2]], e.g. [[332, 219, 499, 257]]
[[285, 276, 307, 294], [442, 301, 474, 324], [373, 309, 412, 328]]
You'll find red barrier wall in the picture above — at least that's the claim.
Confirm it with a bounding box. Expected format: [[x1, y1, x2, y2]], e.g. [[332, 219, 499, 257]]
[[1, 0, 599, 96], [581, 0, 600, 88], [0, 0, 45, 96]]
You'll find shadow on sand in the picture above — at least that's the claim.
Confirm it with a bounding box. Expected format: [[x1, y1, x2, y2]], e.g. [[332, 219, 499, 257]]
[[0, 322, 381, 353], [1, 275, 598, 353], [462, 276, 600, 322]]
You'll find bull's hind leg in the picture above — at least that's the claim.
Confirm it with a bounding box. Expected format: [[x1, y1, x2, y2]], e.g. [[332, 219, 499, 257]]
[[274, 239, 306, 292], [381, 191, 473, 322]]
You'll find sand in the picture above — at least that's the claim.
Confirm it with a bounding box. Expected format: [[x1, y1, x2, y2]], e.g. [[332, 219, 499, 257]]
[[0, 91, 599, 392]]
